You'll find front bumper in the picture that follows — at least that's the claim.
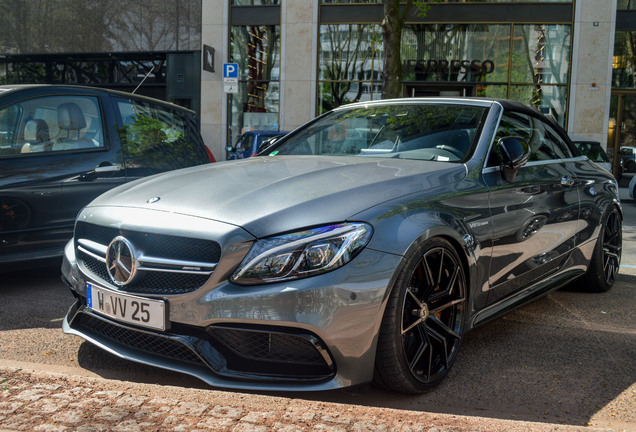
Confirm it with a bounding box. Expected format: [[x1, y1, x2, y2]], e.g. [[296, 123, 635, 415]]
[[62, 236, 402, 391]]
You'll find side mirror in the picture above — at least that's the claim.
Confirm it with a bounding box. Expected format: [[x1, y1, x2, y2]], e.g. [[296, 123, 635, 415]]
[[225, 145, 234, 153], [498, 136, 530, 183]]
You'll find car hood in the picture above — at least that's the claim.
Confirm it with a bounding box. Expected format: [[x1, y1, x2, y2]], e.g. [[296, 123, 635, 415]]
[[90, 156, 467, 237]]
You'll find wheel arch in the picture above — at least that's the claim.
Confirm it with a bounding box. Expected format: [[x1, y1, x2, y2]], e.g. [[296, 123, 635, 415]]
[[375, 223, 477, 319]]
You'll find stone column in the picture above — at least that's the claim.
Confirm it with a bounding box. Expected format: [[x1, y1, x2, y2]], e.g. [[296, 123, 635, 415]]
[[567, 0, 618, 148], [280, 0, 318, 132], [200, 0, 228, 161]]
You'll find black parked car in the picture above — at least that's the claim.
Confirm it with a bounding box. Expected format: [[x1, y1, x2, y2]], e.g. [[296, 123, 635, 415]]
[[0, 85, 215, 271]]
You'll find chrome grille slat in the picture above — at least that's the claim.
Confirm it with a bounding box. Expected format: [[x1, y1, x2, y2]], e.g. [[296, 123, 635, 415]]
[[75, 221, 221, 295]]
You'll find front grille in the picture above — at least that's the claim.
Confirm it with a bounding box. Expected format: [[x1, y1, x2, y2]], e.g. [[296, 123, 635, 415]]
[[78, 251, 211, 295], [75, 313, 206, 366], [76, 222, 221, 262], [75, 221, 220, 295]]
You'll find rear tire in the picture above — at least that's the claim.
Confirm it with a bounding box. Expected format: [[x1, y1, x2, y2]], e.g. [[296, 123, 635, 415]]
[[580, 206, 622, 293], [374, 238, 466, 394]]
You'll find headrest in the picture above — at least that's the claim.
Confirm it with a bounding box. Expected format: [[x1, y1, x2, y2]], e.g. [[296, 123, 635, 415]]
[[58, 102, 86, 130], [24, 119, 50, 142]]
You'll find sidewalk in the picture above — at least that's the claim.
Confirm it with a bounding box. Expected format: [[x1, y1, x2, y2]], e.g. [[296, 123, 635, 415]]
[[0, 365, 621, 432]]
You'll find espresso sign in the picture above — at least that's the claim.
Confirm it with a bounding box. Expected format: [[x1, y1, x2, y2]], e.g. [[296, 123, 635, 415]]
[[404, 59, 495, 77]]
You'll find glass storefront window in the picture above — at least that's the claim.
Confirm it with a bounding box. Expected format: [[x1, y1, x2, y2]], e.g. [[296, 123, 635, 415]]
[[510, 84, 568, 124], [231, 0, 279, 5], [318, 24, 381, 114], [321, 1, 381, 3], [474, 84, 508, 99], [229, 24, 281, 146], [613, 31, 636, 89], [401, 24, 510, 84], [511, 25, 570, 85], [321, 0, 571, 2], [618, 0, 636, 9]]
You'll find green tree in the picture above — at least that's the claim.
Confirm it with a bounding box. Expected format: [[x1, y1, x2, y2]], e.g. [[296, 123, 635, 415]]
[[381, 0, 439, 99]]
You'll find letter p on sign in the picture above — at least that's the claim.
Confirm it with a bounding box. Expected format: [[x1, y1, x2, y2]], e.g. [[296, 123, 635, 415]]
[[223, 63, 238, 79]]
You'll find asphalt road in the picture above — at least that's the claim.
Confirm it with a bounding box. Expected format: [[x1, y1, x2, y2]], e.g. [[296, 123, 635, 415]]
[[1, 179, 634, 430]]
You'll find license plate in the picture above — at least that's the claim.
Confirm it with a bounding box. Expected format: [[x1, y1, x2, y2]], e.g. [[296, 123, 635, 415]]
[[86, 283, 166, 331]]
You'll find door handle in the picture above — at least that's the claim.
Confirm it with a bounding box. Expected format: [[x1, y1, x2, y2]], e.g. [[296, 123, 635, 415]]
[[95, 164, 121, 173]]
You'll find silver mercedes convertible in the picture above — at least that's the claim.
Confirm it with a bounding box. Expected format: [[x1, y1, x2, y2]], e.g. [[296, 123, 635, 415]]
[[61, 98, 621, 394]]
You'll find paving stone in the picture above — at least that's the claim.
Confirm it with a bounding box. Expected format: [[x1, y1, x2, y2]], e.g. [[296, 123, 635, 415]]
[[170, 401, 209, 416], [92, 390, 124, 399], [283, 407, 316, 423], [33, 424, 69, 431], [209, 404, 244, 419], [0, 401, 22, 415], [54, 409, 88, 424], [115, 394, 148, 408], [195, 416, 236, 430], [112, 419, 157, 431], [272, 422, 308, 432], [312, 424, 348, 432], [14, 389, 46, 401], [232, 423, 270, 432], [241, 410, 278, 423], [352, 421, 389, 431], [75, 424, 110, 432], [93, 406, 131, 422]]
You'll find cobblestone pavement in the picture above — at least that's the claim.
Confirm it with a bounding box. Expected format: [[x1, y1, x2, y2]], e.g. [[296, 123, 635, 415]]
[[0, 366, 623, 432]]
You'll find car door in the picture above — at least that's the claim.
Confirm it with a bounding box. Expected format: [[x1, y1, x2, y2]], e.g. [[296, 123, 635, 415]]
[[483, 109, 581, 306], [0, 92, 125, 264]]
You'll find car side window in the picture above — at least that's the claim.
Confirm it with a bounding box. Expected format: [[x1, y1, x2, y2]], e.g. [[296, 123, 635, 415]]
[[115, 98, 207, 174], [0, 96, 104, 156], [540, 121, 573, 160], [489, 110, 572, 166]]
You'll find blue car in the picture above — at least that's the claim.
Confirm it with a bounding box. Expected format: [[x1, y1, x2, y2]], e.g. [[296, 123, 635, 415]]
[[226, 130, 288, 159]]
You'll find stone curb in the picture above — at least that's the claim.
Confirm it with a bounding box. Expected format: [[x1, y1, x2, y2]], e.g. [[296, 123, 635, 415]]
[[0, 366, 618, 432]]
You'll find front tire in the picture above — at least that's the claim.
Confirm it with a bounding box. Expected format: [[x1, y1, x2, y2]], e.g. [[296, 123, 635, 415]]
[[580, 206, 622, 292], [374, 238, 466, 394]]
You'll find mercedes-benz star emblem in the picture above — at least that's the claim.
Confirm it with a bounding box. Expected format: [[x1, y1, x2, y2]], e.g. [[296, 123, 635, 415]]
[[106, 236, 137, 286]]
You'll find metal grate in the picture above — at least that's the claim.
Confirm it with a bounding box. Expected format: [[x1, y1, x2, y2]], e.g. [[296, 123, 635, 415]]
[[76, 313, 205, 366], [209, 326, 328, 366], [76, 221, 221, 262]]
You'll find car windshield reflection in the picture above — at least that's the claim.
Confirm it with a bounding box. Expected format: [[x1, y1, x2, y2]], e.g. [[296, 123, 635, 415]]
[[266, 103, 488, 162]]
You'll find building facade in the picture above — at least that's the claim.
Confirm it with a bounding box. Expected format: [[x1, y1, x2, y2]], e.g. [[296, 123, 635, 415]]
[[202, 0, 635, 163], [1, 1, 634, 163]]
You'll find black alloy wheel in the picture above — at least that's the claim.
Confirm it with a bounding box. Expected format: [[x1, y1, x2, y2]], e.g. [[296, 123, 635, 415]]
[[581, 206, 622, 292], [599, 207, 622, 287], [375, 238, 466, 394]]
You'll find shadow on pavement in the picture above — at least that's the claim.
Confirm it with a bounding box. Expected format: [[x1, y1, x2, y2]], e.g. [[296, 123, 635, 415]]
[[70, 274, 636, 427]]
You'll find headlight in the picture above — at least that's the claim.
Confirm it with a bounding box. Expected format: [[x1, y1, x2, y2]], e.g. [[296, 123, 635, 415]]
[[231, 223, 373, 285]]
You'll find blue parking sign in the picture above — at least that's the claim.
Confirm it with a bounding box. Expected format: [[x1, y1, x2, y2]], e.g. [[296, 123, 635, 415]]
[[223, 63, 238, 78]]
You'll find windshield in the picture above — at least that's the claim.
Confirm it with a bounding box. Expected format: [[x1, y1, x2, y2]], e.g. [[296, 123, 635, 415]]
[[266, 103, 488, 162]]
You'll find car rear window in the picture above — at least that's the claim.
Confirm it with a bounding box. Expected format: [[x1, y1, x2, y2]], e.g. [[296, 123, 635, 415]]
[[115, 98, 209, 175]]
